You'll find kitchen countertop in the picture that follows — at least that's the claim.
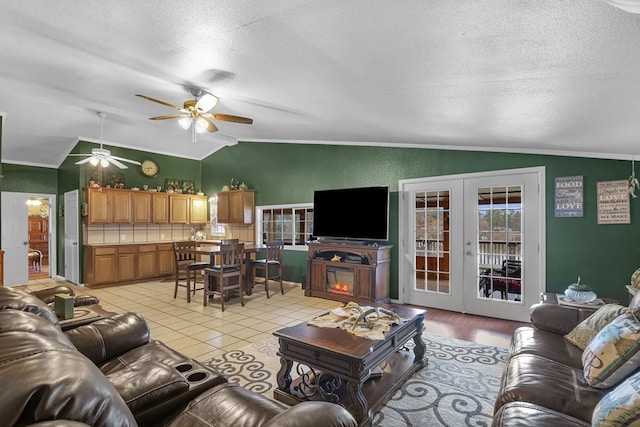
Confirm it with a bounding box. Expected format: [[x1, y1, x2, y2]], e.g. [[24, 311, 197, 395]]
[[84, 240, 255, 247]]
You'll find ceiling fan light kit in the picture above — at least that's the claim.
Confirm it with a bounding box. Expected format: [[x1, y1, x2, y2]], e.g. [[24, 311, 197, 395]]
[[70, 112, 141, 169], [136, 87, 252, 143]]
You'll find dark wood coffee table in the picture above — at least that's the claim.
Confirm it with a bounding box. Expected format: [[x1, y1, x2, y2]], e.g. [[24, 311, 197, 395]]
[[273, 304, 427, 426]]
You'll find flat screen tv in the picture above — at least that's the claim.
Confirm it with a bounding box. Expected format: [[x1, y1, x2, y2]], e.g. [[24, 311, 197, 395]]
[[313, 186, 389, 242]]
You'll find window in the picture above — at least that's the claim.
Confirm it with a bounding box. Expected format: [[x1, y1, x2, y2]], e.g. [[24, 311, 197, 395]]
[[256, 203, 313, 250], [208, 195, 226, 235]]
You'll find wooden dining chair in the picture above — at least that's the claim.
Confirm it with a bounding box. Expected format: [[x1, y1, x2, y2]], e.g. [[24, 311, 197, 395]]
[[220, 238, 239, 244], [251, 240, 284, 298], [204, 243, 245, 311], [173, 241, 209, 303]]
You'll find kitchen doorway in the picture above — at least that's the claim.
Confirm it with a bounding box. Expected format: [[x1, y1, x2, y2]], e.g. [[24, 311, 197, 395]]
[[1, 192, 56, 286]]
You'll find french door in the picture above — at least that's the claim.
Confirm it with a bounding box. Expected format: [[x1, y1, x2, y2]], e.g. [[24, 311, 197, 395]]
[[399, 167, 544, 322]]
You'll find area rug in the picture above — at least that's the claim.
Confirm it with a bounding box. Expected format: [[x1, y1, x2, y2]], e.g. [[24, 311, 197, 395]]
[[202, 333, 508, 427]]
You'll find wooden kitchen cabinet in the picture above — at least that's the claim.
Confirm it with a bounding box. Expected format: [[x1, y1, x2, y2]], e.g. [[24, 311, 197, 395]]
[[112, 191, 132, 223], [86, 187, 132, 224], [137, 244, 157, 278], [170, 194, 189, 223], [86, 187, 206, 225], [217, 190, 254, 224], [152, 193, 169, 223], [132, 192, 152, 223], [189, 195, 208, 224], [117, 245, 137, 281], [157, 243, 175, 276], [84, 242, 175, 287], [84, 246, 118, 285], [86, 188, 110, 223]]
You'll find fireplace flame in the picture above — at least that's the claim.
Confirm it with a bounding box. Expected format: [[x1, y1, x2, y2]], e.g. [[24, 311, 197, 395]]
[[330, 282, 352, 295]]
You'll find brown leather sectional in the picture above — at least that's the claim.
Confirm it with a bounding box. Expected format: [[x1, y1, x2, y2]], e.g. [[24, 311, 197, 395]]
[[492, 294, 640, 426], [0, 286, 356, 427]]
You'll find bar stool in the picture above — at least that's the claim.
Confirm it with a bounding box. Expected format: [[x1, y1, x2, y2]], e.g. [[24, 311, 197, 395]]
[[173, 241, 209, 303], [204, 243, 245, 311], [251, 240, 284, 298]]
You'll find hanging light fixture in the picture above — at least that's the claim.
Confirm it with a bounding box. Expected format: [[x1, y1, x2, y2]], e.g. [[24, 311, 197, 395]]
[[69, 112, 141, 169]]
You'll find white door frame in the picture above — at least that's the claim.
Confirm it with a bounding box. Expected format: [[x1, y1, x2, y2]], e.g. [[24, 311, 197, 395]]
[[1, 191, 57, 286], [398, 167, 545, 322]]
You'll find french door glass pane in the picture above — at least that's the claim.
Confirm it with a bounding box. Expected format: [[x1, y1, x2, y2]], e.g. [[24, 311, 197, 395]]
[[414, 189, 450, 294], [477, 186, 523, 301]]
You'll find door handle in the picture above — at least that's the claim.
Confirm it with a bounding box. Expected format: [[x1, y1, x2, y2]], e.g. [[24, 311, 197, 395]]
[[23, 241, 28, 246], [466, 250, 472, 256], [72, 242, 78, 246]]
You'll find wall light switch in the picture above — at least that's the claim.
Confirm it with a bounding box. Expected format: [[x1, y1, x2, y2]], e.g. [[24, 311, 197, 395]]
[[161, 233, 165, 239], [121, 234, 126, 241]]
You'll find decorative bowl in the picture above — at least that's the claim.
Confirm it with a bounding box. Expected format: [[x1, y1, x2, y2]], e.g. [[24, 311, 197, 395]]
[[564, 279, 597, 303]]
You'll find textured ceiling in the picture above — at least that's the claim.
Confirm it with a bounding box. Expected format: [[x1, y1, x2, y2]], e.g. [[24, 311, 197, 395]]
[[1, 1, 640, 168]]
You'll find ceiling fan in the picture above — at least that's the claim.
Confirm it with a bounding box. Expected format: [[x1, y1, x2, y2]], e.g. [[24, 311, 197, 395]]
[[135, 88, 253, 142], [70, 112, 142, 169]]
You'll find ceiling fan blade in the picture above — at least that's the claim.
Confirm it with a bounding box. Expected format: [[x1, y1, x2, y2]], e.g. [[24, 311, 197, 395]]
[[213, 113, 253, 124], [149, 114, 187, 120], [68, 153, 92, 157], [110, 156, 142, 165], [105, 157, 128, 169], [201, 117, 219, 133], [135, 94, 184, 111], [195, 93, 219, 112], [74, 156, 95, 165]]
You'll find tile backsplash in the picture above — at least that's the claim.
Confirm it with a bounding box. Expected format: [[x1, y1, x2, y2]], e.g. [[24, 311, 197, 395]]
[[85, 222, 256, 244], [85, 223, 198, 244]]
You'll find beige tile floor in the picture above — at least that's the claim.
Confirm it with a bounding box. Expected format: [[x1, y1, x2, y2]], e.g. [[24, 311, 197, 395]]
[[25, 277, 339, 361]]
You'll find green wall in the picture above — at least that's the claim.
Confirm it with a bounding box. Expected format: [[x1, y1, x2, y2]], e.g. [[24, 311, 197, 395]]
[[202, 142, 638, 303], [1, 138, 637, 305]]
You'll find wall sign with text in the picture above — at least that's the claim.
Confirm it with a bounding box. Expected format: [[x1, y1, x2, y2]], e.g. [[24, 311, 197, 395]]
[[555, 176, 583, 217], [597, 180, 630, 224]]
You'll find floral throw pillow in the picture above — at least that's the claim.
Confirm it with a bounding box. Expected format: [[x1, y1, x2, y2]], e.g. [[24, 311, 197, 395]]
[[565, 304, 630, 350], [592, 370, 640, 426], [583, 311, 640, 388]]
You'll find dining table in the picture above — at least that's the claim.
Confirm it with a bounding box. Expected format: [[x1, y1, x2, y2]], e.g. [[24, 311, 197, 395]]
[[182, 242, 261, 295]]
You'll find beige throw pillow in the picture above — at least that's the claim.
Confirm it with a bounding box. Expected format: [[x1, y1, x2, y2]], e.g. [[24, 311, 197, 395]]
[[565, 304, 630, 350]]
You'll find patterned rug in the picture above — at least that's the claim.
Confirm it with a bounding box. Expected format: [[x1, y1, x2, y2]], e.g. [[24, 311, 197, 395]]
[[202, 333, 508, 427]]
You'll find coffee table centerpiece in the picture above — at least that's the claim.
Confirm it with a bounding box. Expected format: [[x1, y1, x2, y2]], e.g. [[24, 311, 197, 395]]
[[307, 302, 404, 340], [273, 303, 427, 426]]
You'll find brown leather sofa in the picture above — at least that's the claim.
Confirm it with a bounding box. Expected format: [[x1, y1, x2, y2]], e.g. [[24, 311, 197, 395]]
[[0, 286, 356, 427], [492, 294, 640, 427]]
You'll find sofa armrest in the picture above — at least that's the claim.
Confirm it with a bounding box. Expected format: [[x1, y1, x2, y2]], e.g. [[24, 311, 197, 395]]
[[263, 402, 357, 427], [29, 285, 75, 304], [529, 303, 595, 335], [65, 313, 150, 364], [72, 295, 100, 306]]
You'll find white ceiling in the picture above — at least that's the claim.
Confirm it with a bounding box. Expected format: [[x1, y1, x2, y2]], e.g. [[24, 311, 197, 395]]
[[1, 0, 640, 169]]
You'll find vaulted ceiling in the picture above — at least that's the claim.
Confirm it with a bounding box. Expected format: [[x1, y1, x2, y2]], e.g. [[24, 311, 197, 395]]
[[1, 1, 639, 169]]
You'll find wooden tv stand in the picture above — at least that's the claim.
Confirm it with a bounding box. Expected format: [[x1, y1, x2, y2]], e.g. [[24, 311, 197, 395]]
[[305, 241, 391, 304]]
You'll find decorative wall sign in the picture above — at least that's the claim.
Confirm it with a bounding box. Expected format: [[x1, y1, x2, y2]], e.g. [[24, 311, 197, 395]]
[[597, 180, 630, 224], [555, 176, 583, 217]]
